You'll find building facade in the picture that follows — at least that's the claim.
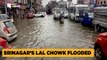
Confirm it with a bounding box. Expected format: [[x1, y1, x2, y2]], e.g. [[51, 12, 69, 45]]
[[77, 0, 107, 7], [96, 0, 107, 6], [30, 0, 43, 12], [84, 0, 90, 5], [58, 0, 67, 8], [77, 0, 96, 7]]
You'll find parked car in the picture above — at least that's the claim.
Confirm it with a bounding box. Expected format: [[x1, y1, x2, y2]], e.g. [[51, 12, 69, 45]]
[[94, 32, 107, 60], [0, 20, 17, 41], [0, 14, 14, 23], [93, 7, 107, 32], [0, 38, 11, 60], [33, 12, 45, 17], [63, 11, 69, 18], [0, 38, 11, 49], [53, 9, 61, 20]]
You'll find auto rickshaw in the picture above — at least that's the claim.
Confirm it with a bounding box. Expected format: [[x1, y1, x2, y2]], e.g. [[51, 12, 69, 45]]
[[79, 11, 93, 26]]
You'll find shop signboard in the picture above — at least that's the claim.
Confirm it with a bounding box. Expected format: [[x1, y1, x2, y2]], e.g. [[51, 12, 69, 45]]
[[0, 0, 4, 6]]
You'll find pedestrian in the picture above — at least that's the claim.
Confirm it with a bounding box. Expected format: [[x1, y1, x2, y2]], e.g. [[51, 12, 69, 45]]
[[59, 12, 64, 24]]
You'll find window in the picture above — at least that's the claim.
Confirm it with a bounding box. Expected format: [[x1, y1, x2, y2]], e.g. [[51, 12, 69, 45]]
[[98, 2, 99, 5], [4, 21, 14, 28], [68, 7, 75, 13], [77, 7, 89, 14], [101, 1, 102, 4], [104, 1, 106, 4]]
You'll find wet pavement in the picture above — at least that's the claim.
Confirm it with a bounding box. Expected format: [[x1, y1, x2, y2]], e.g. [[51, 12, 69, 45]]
[[6, 15, 98, 60]]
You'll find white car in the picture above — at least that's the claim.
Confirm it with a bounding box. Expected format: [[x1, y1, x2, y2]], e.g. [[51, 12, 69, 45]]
[[0, 14, 14, 23], [34, 12, 45, 17], [0, 20, 17, 41]]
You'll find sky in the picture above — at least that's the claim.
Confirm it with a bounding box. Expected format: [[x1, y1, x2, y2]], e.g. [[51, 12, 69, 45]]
[[42, 0, 77, 7]]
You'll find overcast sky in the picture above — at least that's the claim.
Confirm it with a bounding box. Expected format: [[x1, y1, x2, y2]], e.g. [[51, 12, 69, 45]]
[[42, 0, 77, 7]]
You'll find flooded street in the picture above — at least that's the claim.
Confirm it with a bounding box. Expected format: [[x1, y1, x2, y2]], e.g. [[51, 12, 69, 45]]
[[6, 15, 97, 60]]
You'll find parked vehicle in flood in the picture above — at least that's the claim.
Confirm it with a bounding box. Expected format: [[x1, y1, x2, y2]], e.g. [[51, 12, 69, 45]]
[[94, 32, 107, 60], [0, 20, 17, 41], [79, 11, 94, 26], [0, 38, 11, 60], [34, 12, 45, 17], [93, 7, 107, 32], [63, 10, 69, 18], [53, 8, 61, 20], [0, 14, 14, 23], [68, 4, 90, 22], [0, 38, 11, 49]]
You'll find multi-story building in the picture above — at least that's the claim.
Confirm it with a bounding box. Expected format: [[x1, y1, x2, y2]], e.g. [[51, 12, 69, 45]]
[[34, 0, 43, 12], [58, 0, 67, 8], [84, 0, 90, 5], [81, 0, 107, 6], [83, 0, 96, 7], [77, 0, 96, 7], [96, 0, 107, 6]]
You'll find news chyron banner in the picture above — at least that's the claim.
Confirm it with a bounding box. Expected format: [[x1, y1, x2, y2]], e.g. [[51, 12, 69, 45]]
[[2, 49, 94, 57]]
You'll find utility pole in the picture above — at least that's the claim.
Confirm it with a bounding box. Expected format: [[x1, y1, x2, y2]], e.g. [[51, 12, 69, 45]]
[[4, 0, 7, 14]]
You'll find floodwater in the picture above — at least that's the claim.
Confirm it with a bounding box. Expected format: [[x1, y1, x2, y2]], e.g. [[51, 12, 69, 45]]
[[6, 15, 98, 60]]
